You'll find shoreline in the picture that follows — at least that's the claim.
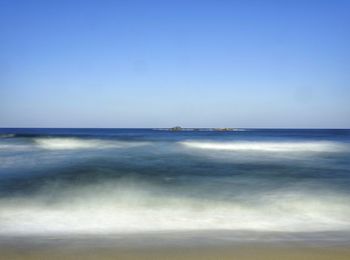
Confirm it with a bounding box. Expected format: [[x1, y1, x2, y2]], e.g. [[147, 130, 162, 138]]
[[1, 244, 350, 260], [1, 231, 350, 259]]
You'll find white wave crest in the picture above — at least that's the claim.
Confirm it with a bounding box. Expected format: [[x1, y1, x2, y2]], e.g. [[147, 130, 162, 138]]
[[34, 138, 150, 150], [179, 141, 347, 152]]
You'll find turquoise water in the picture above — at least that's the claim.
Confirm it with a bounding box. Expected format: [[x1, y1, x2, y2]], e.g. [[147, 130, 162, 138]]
[[0, 128, 350, 238]]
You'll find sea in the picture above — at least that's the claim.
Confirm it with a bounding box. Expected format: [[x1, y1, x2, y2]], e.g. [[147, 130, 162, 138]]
[[0, 128, 350, 245]]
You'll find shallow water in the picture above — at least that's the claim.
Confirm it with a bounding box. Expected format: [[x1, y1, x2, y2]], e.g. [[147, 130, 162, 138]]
[[0, 128, 350, 240]]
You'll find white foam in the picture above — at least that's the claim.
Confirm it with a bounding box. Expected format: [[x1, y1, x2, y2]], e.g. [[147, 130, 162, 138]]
[[0, 183, 349, 235], [0, 144, 12, 149], [180, 141, 346, 152], [34, 138, 150, 150]]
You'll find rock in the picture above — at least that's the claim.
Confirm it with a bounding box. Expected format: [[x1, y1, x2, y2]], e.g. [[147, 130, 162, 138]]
[[170, 126, 182, 131]]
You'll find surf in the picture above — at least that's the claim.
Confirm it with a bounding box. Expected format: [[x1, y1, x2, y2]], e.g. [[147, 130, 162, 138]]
[[33, 138, 150, 150], [0, 180, 349, 235], [179, 140, 347, 152]]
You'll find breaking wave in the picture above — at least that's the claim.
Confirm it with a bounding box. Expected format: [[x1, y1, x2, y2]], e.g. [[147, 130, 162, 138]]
[[179, 141, 347, 152], [33, 138, 150, 150], [0, 181, 349, 235]]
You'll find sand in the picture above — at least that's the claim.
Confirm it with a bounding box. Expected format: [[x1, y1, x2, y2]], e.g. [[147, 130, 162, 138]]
[[1, 231, 350, 260], [1, 245, 350, 260]]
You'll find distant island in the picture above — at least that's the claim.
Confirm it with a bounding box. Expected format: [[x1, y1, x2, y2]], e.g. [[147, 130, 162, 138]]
[[153, 126, 241, 132]]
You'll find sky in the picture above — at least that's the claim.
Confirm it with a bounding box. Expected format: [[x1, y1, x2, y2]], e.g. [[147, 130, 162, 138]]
[[0, 0, 349, 128]]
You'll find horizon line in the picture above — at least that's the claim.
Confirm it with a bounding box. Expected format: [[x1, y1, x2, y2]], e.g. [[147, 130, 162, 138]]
[[0, 127, 349, 130]]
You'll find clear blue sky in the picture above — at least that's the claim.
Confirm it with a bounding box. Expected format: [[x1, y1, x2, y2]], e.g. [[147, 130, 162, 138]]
[[0, 0, 349, 128]]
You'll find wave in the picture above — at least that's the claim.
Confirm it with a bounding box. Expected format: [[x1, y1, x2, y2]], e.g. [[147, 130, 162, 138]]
[[0, 134, 16, 138], [0, 181, 349, 235], [33, 138, 150, 150], [179, 141, 347, 152]]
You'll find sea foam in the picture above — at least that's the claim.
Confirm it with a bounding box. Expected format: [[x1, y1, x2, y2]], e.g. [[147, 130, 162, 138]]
[[179, 141, 346, 152], [0, 182, 349, 235], [34, 138, 150, 150]]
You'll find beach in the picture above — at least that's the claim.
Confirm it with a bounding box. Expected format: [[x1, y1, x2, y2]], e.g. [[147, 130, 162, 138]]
[[2, 0, 349, 257], [2, 247, 350, 260], [1, 235, 350, 260], [1, 128, 350, 259]]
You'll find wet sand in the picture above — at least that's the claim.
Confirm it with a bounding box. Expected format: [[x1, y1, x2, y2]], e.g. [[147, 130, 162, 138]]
[[1, 245, 350, 260], [1, 231, 350, 260]]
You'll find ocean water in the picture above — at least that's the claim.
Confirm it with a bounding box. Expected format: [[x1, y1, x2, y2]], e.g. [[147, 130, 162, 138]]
[[0, 128, 350, 240]]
